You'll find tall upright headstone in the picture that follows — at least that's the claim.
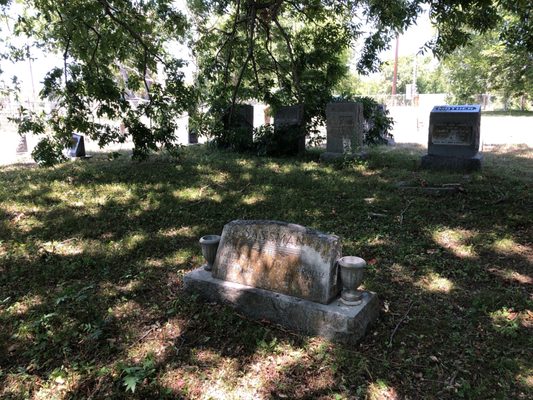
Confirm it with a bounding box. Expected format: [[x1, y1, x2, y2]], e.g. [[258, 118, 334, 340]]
[[421, 105, 482, 171], [223, 104, 254, 133], [274, 104, 305, 154], [221, 104, 254, 149], [322, 102, 364, 159]]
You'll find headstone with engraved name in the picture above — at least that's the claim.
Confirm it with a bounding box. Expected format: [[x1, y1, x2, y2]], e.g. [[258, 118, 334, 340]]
[[327, 102, 364, 152], [321, 102, 364, 160], [421, 105, 482, 170], [183, 220, 379, 344], [274, 104, 305, 154], [212, 220, 342, 304]]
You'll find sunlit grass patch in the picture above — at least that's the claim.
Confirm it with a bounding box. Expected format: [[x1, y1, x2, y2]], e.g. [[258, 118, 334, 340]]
[[367, 379, 399, 400], [110, 300, 143, 320], [387, 263, 415, 284], [0, 373, 37, 399], [488, 267, 533, 285], [4, 294, 44, 317], [433, 228, 478, 258], [128, 318, 184, 363], [492, 237, 532, 259], [241, 193, 266, 205], [519, 372, 533, 389], [159, 225, 197, 238], [146, 248, 194, 268], [490, 307, 521, 337], [416, 272, 455, 293], [33, 367, 80, 400], [122, 232, 147, 251]]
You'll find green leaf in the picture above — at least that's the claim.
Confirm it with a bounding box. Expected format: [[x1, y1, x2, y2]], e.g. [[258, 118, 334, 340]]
[[123, 375, 139, 393]]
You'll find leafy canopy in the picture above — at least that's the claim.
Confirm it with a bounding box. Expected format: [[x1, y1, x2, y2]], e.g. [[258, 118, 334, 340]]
[[0, 0, 530, 163], [3, 0, 191, 163]]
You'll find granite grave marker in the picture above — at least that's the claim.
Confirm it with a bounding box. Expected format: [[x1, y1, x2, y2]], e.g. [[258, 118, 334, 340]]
[[421, 105, 482, 170], [321, 102, 364, 160], [212, 220, 342, 304], [223, 104, 254, 134], [274, 104, 305, 153], [184, 220, 379, 343], [15, 135, 28, 154], [69, 134, 86, 158]]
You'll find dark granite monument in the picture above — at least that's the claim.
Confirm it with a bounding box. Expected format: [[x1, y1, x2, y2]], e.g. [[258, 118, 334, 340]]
[[184, 220, 379, 343], [220, 104, 254, 149], [223, 104, 254, 133], [69, 134, 86, 158], [274, 104, 305, 154], [421, 105, 482, 171]]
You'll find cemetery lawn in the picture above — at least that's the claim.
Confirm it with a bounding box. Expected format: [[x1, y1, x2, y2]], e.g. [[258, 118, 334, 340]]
[[0, 144, 531, 399]]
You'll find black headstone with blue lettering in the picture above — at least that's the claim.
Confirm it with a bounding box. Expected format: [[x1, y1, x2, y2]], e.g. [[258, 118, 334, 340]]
[[421, 105, 482, 171]]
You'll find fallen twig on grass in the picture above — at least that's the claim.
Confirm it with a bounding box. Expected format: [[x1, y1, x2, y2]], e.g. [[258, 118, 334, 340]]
[[399, 200, 413, 225], [389, 301, 414, 347], [368, 212, 387, 218]]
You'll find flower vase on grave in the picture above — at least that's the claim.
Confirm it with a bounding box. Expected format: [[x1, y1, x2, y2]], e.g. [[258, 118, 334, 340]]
[[199, 235, 221, 271], [338, 256, 366, 305]]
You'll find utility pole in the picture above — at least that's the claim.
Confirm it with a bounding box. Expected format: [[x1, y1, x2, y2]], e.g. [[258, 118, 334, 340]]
[[392, 35, 399, 96], [27, 45, 36, 108], [412, 53, 418, 96]]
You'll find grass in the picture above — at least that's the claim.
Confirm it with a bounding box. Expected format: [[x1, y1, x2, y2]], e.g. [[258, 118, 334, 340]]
[[482, 110, 533, 117], [0, 144, 532, 399]]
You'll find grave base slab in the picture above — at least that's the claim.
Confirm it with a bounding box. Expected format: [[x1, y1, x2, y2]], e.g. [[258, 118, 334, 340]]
[[421, 152, 482, 171], [183, 267, 379, 344]]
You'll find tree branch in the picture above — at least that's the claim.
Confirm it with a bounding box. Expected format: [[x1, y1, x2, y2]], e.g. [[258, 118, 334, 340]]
[[273, 17, 302, 102], [96, 0, 167, 68], [229, 3, 257, 122], [223, 0, 242, 89]]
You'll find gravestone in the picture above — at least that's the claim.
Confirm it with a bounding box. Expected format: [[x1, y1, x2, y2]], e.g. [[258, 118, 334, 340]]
[[220, 104, 254, 149], [223, 104, 254, 133], [421, 105, 482, 171], [321, 102, 364, 160], [69, 134, 86, 158], [188, 129, 198, 144], [15, 135, 28, 154], [274, 104, 305, 154], [212, 220, 342, 304], [184, 220, 379, 343]]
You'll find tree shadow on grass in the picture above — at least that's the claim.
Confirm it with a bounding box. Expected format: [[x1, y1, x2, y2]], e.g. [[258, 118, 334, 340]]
[[0, 144, 531, 399]]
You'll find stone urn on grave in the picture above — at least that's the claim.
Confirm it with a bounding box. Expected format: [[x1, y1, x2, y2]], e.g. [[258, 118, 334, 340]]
[[199, 235, 221, 271], [338, 256, 366, 305]]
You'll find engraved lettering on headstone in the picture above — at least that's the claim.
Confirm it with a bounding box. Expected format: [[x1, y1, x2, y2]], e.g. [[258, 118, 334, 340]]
[[432, 124, 472, 145], [325, 102, 364, 154], [212, 220, 342, 304]]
